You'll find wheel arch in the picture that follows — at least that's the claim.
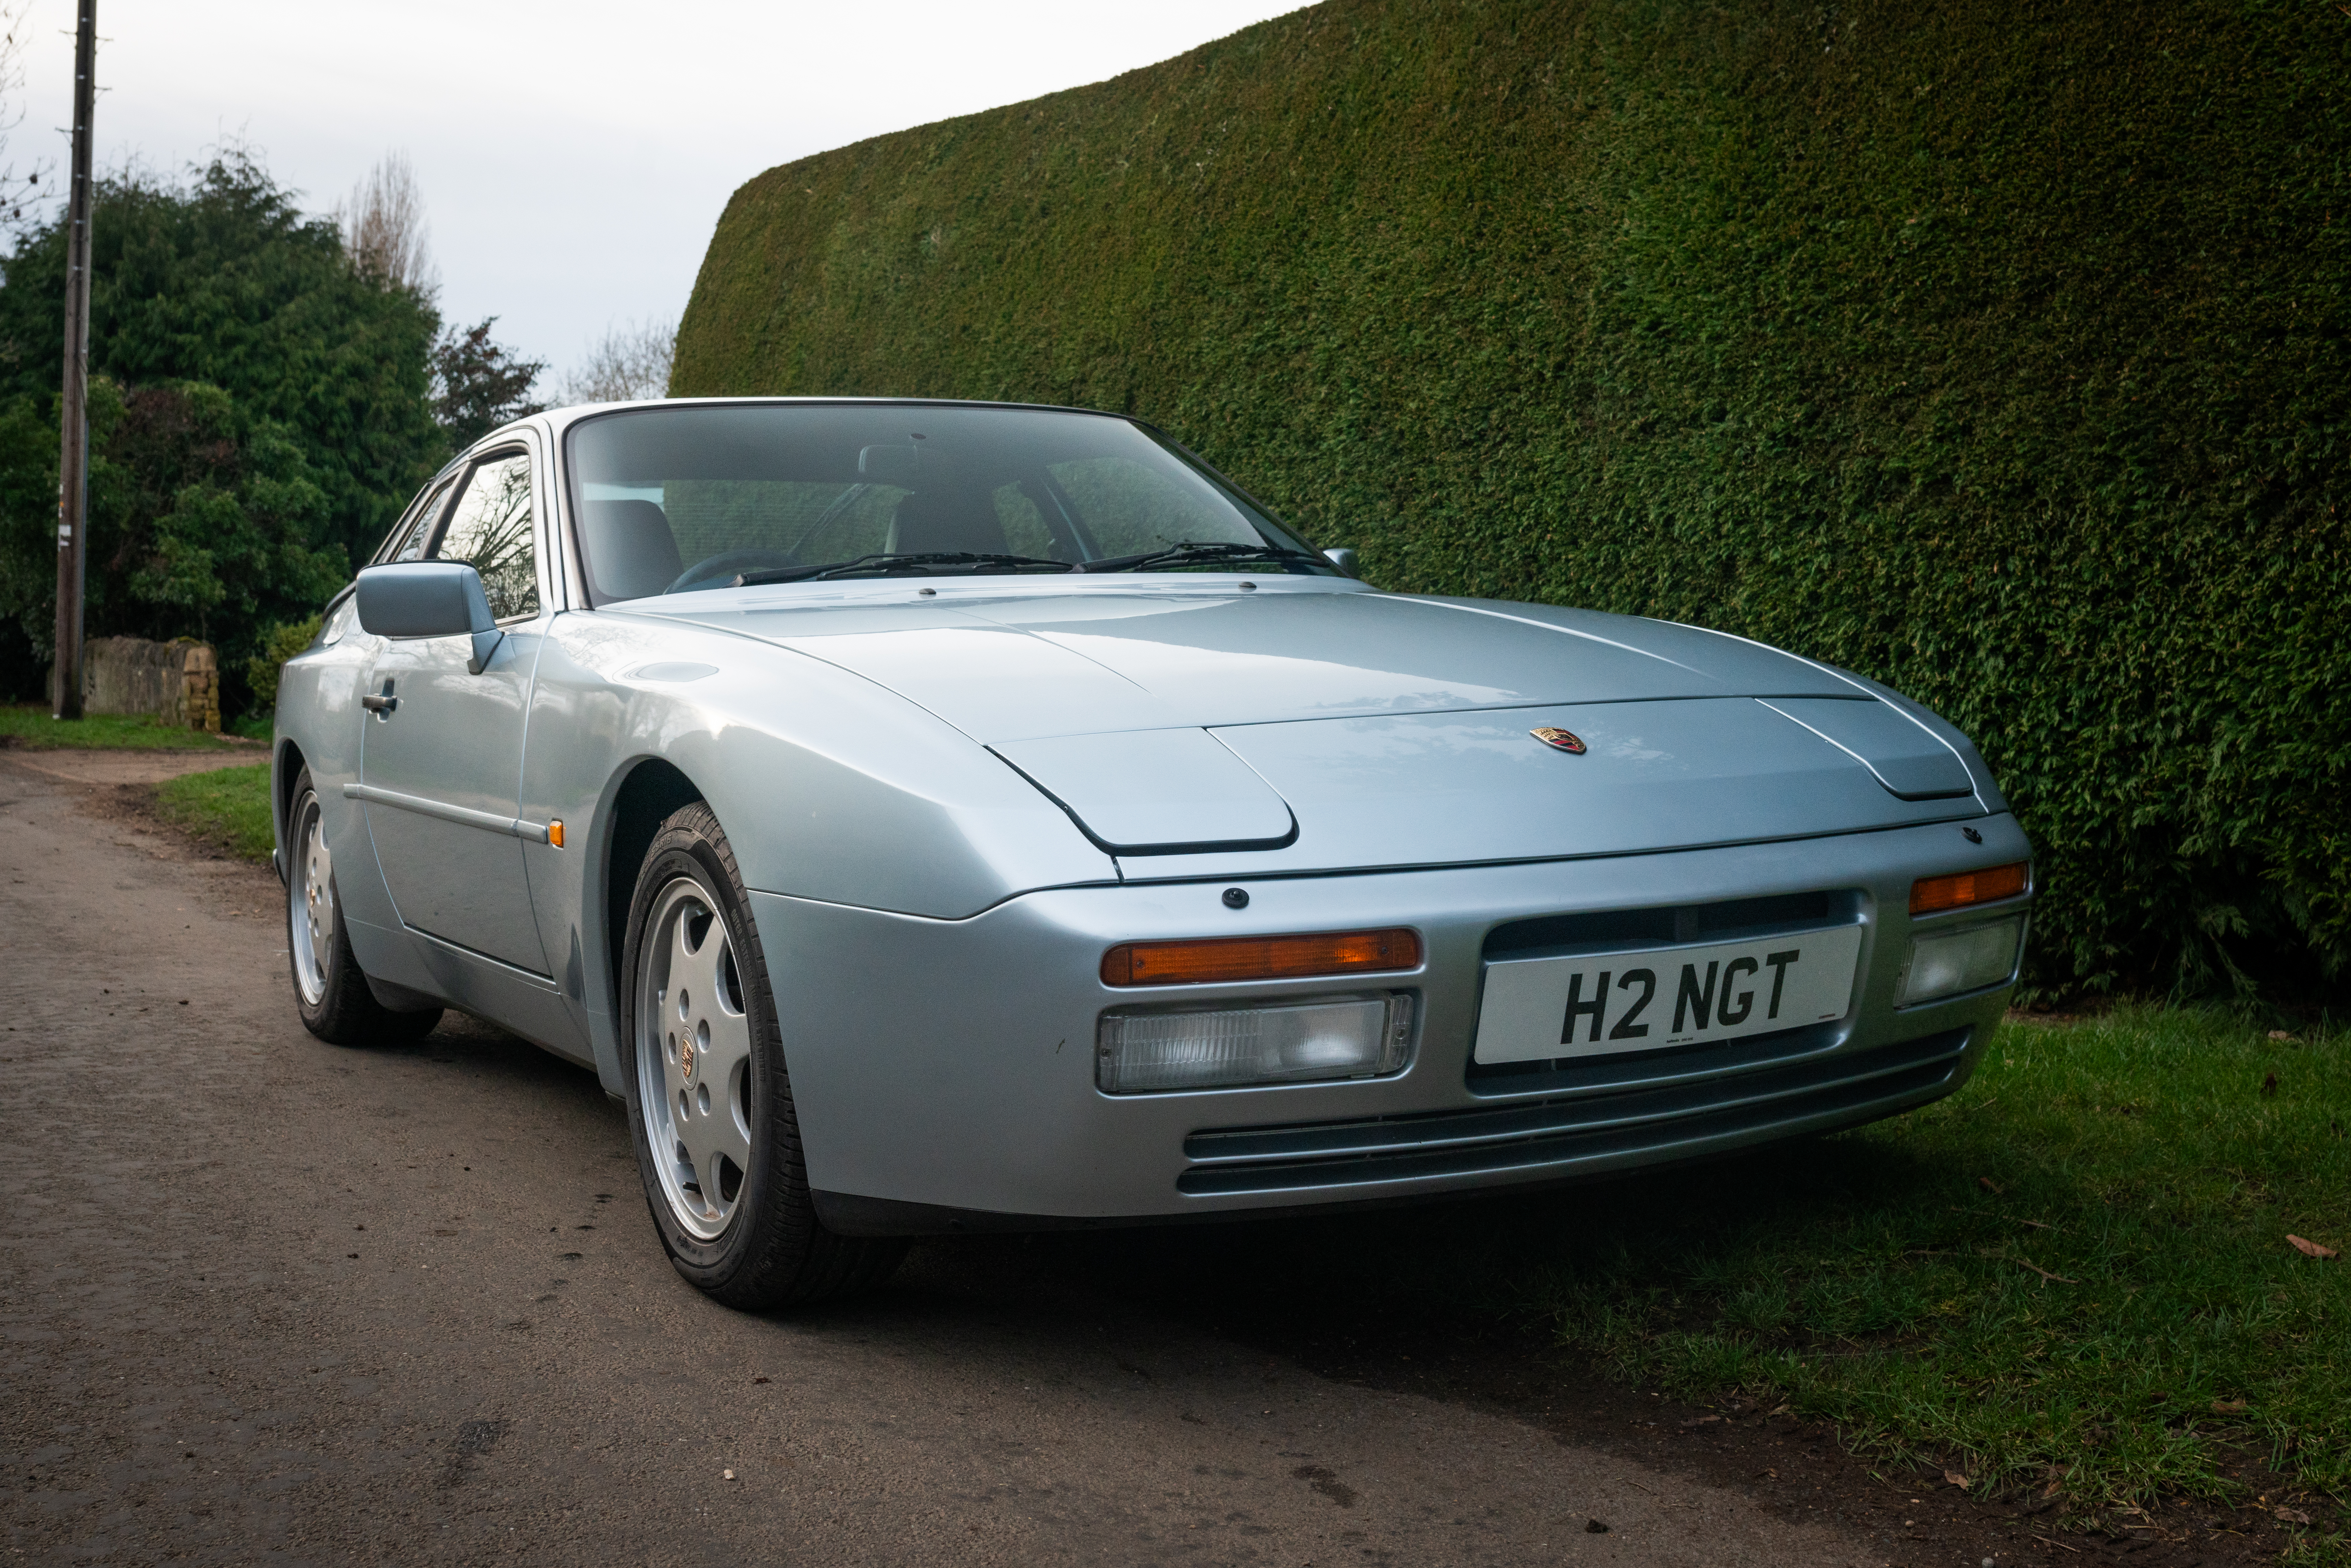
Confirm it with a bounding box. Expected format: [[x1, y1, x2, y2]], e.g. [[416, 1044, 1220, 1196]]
[[599, 757, 707, 1021], [271, 736, 309, 881]]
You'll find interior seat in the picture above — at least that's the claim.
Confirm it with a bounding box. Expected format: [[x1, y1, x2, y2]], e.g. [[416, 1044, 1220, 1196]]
[[582, 499, 683, 600]]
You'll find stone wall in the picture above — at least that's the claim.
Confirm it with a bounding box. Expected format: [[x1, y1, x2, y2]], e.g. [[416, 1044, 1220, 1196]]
[[48, 637, 221, 731]]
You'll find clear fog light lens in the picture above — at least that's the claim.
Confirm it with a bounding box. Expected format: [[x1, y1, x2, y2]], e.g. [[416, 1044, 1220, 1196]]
[[1899, 915, 2024, 1006], [1097, 992, 1414, 1094]]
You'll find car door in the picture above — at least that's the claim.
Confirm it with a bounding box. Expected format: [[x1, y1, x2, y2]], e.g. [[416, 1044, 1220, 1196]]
[[359, 443, 553, 975]]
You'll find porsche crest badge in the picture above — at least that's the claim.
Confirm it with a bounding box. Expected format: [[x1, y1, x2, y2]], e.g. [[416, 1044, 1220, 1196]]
[[679, 1033, 697, 1081], [1530, 727, 1587, 754]]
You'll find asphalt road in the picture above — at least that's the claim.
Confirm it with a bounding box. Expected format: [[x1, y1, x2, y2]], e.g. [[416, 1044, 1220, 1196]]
[[1, 751, 1874, 1567]]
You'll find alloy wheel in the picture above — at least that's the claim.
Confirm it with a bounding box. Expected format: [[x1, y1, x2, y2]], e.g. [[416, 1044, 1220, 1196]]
[[289, 794, 335, 1007], [635, 876, 756, 1241]]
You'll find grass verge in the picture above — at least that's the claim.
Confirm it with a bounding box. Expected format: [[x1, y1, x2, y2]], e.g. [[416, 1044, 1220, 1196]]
[[1, 703, 237, 750], [154, 763, 272, 861], [1510, 1008, 2347, 1509]]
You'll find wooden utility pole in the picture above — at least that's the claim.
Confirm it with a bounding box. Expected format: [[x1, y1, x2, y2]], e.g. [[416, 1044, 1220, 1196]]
[[51, 0, 96, 719]]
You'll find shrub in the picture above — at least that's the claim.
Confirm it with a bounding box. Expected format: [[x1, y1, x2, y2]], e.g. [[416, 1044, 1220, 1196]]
[[0, 152, 443, 573], [0, 151, 449, 708], [244, 614, 322, 712], [674, 0, 2351, 998], [0, 378, 348, 716]]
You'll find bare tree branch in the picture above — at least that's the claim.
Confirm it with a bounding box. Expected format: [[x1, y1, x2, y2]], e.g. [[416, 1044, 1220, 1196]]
[[0, 0, 49, 238], [335, 150, 437, 296], [553, 318, 675, 406]]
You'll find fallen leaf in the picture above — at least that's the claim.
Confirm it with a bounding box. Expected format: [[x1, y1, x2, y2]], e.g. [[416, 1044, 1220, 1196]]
[[2210, 1398, 2248, 1414], [1978, 1175, 2005, 1195], [1945, 1470, 1972, 1489], [1585, 1519, 1610, 1534], [2262, 1071, 2279, 1098], [2268, 1030, 2297, 1042], [2276, 1506, 2313, 1526], [2286, 1234, 2340, 1260]]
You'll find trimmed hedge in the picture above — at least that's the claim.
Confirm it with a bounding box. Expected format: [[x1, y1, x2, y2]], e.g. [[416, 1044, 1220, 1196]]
[[675, 0, 2351, 997]]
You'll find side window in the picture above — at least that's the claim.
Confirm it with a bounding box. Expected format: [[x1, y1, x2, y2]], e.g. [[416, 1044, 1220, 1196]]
[[435, 452, 539, 620], [389, 478, 455, 562]]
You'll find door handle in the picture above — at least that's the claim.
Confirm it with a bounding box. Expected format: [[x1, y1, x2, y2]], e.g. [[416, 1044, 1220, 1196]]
[[362, 680, 398, 717]]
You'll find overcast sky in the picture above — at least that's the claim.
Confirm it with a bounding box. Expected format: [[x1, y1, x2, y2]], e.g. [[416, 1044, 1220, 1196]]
[[7, 1, 1306, 387]]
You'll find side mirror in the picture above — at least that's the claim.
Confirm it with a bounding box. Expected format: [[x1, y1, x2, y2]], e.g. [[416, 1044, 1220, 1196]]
[[354, 562, 505, 674], [1322, 547, 1361, 577]]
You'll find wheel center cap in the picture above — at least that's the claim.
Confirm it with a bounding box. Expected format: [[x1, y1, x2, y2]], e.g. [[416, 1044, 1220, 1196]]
[[679, 1034, 697, 1082]]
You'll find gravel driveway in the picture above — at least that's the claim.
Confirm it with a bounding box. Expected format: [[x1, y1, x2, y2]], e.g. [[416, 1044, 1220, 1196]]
[[0, 752, 1871, 1566]]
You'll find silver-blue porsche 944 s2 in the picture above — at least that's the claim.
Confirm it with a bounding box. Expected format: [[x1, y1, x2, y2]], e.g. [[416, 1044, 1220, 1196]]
[[272, 398, 2033, 1308]]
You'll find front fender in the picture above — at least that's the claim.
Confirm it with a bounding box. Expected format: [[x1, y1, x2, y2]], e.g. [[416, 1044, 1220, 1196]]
[[518, 609, 1117, 1091]]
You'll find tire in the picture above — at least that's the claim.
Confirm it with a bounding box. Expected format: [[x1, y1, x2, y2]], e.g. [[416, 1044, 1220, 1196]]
[[286, 767, 443, 1046], [620, 801, 906, 1309]]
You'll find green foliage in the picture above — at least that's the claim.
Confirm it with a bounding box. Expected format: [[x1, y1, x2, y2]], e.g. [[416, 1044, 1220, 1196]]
[[0, 152, 445, 573], [154, 761, 273, 860], [0, 702, 233, 750], [0, 390, 57, 691], [431, 316, 547, 449], [243, 613, 321, 712], [0, 151, 483, 709], [675, 0, 2351, 996], [0, 376, 349, 712]]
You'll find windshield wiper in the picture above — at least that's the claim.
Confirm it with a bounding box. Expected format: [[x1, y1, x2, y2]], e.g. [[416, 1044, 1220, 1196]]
[[734, 552, 1078, 586], [1079, 540, 1325, 574]]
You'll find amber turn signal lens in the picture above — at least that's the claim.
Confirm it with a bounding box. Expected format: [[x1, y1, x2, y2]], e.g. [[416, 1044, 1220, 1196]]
[[1100, 928, 1422, 987], [1910, 861, 2028, 916], [546, 820, 565, 849]]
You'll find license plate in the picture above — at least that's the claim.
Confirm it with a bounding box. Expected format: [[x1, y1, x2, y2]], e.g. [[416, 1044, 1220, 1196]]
[[1473, 925, 1864, 1065]]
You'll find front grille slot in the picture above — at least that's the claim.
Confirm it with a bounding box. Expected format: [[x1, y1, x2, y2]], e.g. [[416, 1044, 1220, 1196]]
[[1178, 1028, 1970, 1195], [1482, 889, 1845, 962], [1464, 1020, 1840, 1097]]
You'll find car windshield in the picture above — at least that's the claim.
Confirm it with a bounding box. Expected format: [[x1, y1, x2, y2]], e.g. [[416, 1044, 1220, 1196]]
[[563, 402, 1330, 604]]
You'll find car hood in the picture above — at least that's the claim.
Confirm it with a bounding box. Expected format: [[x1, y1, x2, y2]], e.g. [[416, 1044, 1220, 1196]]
[[642, 581, 1987, 869], [646, 581, 1861, 737]]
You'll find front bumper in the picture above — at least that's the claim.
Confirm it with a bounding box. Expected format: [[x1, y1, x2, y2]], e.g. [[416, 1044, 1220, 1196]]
[[753, 814, 2028, 1232]]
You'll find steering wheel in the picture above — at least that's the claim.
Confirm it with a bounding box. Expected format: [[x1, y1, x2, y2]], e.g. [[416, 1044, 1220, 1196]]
[[666, 549, 802, 595]]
